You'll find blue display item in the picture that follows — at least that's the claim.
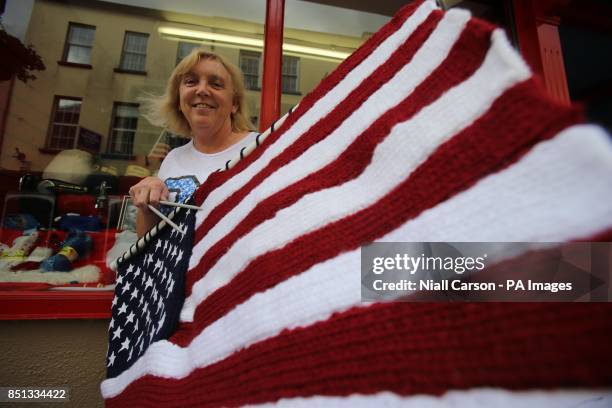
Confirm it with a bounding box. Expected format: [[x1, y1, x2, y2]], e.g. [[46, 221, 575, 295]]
[[41, 229, 93, 272], [57, 214, 103, 231], [2, 213, 39, 230]]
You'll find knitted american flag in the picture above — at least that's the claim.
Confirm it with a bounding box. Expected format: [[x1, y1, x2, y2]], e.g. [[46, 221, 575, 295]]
[[102, 1, 612, 406], [105, 200, 196, 379]]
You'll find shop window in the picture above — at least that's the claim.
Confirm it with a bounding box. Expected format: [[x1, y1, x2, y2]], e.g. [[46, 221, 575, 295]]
[[281, 56, 299, 94], [46, 97, 82, 150], [62, 23, 96, 65], [239, 50, 262, 90], [176, 41, 201, 65], [119, 31, 149, 72], [108, 103, 139, 156]]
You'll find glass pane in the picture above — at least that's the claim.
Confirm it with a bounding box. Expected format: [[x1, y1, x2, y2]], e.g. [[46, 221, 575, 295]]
[[67, 45, 91, 64], [51, 124, 77, 149], [241, 55, 260, 76], [70, 25, 95, 46], [121, 53, 145, 71], [56, 99, 81, 125], [111, 130, 134, 154], [58, 99, 81, 111], [240, 51, 261, 90], [116, 104, 139, 118], [282, 56, 298, 75], [244, 75, 259, 90], [177, 41, 200, 63], [125, 33, 148, 53], [281, 76, 296, 93]]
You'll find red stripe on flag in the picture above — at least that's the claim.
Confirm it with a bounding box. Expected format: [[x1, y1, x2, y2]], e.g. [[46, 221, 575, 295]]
[[107, 303, 612, 407], [194, 1, 432, 206], [576, 227, 612, 242], [180, 78, 582, 344], [186, 17, 491, 299]]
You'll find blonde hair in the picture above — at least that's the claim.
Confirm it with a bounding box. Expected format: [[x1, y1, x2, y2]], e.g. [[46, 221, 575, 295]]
[[144, 48, 255, 136]]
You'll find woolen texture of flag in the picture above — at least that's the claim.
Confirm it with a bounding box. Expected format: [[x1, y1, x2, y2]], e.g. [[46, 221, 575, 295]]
[[105, 200, 196, 378], [102, 0, 612, 406]]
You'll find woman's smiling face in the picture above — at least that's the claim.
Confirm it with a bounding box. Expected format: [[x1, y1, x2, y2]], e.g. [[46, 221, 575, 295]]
[[178, 58, 237, 139]]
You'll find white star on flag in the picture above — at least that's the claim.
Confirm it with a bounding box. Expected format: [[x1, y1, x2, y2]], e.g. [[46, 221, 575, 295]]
[[112, 326, 122, 340], [126, 311, 135, 324], [130, 287, 139, 300], [117, 303, 127, 315], [107, 352, 115, 367], [119, 338, 130, 353], [120, 281, 131, 294]]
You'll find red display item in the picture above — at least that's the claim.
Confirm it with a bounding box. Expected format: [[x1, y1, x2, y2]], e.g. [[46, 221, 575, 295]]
[[0, 290, 112, 319], [56, 194, 98, 217]]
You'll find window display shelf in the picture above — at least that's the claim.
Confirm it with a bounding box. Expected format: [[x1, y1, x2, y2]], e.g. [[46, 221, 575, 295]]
[[0, 289, 113, 320]]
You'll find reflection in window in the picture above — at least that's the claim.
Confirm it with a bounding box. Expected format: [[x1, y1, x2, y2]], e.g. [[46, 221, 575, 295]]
[[109, 103, 139, 156], [239, 50, 261, 90], [239, 51, 299, 94], [120, 32, 149, 72], [282, 56, 299, 94], [176, 42, 201, 65], [47, 97, 82, 150], [63, 23, 95, 65]]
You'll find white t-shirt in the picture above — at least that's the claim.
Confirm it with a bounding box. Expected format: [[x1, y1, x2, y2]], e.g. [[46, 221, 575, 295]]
[[157, 132, 258, 204]]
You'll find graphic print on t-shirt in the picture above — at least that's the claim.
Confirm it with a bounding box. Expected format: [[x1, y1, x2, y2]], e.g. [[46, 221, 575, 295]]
[[165, 175, 200, 206]]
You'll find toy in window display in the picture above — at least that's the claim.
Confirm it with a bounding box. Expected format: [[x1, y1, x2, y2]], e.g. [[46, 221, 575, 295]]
[[0, 229, 102, 287], [41, 229, 92, 272], [0, 232, 38, 270]]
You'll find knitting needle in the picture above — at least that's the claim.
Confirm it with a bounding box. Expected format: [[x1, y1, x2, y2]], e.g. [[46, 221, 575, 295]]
[[159, 200, 202, 211], [147, 204, 185, 235]]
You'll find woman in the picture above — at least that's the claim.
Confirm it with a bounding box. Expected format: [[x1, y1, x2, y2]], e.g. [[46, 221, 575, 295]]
[[130, 49, 256, 238]]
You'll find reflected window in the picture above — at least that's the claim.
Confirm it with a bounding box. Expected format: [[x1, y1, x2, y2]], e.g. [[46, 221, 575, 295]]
[[62, 23, 95, 65], [176, 41, 200, 64], [47, 97, 82, 150], [109, 103, 139, 156], [280, 1, 388, 118], [282, 55, 299, 94], [239, 50, 261, 90], [119, 32, 149, 72]]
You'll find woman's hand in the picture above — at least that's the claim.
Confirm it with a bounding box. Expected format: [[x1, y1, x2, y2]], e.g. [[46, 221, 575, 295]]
[[129, 177, 169, 238], [129, 176, 169, 211]]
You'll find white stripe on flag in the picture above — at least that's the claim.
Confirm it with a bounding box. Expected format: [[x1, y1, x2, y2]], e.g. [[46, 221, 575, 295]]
[[395, 124, 612, 242], [249, 389, 612, 408], [188, 8, 471, 271], [181, 27, 531, 322]]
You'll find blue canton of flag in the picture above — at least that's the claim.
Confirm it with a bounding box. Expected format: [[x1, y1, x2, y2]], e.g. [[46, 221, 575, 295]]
[[106, 201, 196, 378]]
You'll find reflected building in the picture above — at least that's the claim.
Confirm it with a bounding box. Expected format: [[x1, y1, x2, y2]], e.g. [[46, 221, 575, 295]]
[[1, 0, 375, 175]]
